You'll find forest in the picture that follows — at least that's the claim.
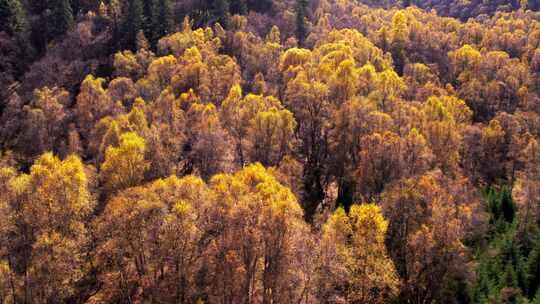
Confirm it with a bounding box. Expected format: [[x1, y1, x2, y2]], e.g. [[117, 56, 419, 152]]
[[1, 0, 540, 303]]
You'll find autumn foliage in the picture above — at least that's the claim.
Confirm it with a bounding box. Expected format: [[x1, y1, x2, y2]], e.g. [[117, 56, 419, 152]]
[[1, 0, 540, 303]]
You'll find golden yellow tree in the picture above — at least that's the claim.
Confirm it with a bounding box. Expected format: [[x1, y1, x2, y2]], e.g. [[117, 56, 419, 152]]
[[0, 153, 92, 302], [247, 107, 296, 166], [100, 132, 149, 193], [320, 204, 400, 303], [329, 59, 359, 105], [93, 174, 210, 303], [206, 163, 312, 304], [221, 85, 285, 165], [419, 96, 466, 175], [75, 75, 116, 139]]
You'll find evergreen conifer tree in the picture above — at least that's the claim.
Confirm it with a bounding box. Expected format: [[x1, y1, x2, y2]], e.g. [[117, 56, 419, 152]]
[[0, 0, 27, 35], [500, 186, 516, 223], [533, 288, 540, 304], [230, 0, 247, 15], [213, 0, 230, 27], [124, 0, 144, 50], [504, 262, 519, 290], [0, 0, 33, 74], [527, 238, 540, 298], [296, 0, 308, 45], [142, 0, 154, 40], [49, 0, 74, 38], [151, 0, 173, 43]]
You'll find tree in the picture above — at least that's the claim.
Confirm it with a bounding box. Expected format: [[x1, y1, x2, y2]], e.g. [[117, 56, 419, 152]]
[[94, 175, 210, 303], [136, 30, 150, 50], [151, 0, 173, 44], [161, 36, 240, 104], [328, 97, 397, 208], [185, 102, 229, 180], [471, 226, 529, 304], [448, 45, 481, 79], [284, 69, 330, 222], [49, 0, 74, 38], [205, 164, 313, 304], [266, 25, 281, 45], [75, 75, 116, 141], [220, 85, 248, 165], [329, 59, 358, 105], [213, 0, 230, 27], [373, 69, 406, 112], [107, 77, 137, 104], [400, 128, 433, 177], [145, 88, 186, 179], [527, 237, 540, 298], [100, 132, 149, 194], [296, 0, 309, 45], [381, 173, 483, 303], [21, 87, 68, 155], [319, 204, 400, 303], [142, 0, 154, 40], [513, 137, 540, 232], [124, 0, 144, 50], [479, 119, 507, 183], [0, 153, 93, 303], [0, 0, 28, 35], [356, 131, 402, 202], [533, 289, 540, 304], [246, 107, 296, 166], [93, 164, 314, 303], [419, 96, 468, 175], [500, 186, 516, 224], [230, 0, 247, 14], [390, 11, 409, 74], [221, 86, 290, 166], [0, 0, 32, 77]]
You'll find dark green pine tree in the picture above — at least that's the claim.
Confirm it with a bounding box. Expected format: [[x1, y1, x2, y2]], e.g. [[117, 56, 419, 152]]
[[500, 186, 516, 224], [485, 186, 516, 233], [504, 262, 519, 289], [246, 0, 272, 12], [486, 186, 499, 221], [295, 0, 308, 45], [0, 0, 28, 35], [49, 0, 74, 38], [71, 0, 81, 15], [151, 0, 173, 44], [470, 242, 502, 303], [533, 288, 540, 304], [124, 0, 144, 50], [71, 0, 101, 15], [213, 0, 230, 27], [142, 0, 154, 42], [230, 0, 247, 15], [470, 224, 531, 304], [527, 238, 540, 298], [0, 0, 11, 22], [0, 0, 33, 74]]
